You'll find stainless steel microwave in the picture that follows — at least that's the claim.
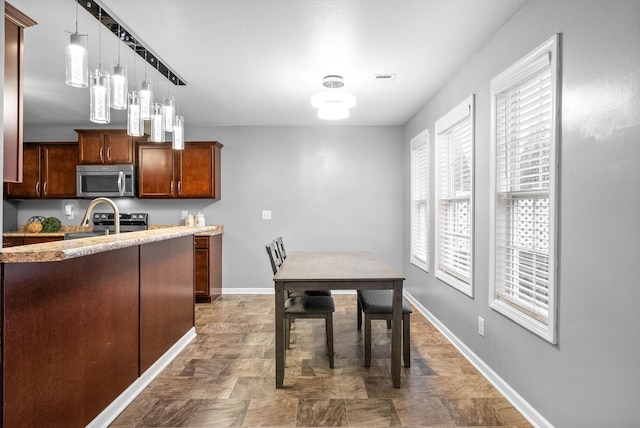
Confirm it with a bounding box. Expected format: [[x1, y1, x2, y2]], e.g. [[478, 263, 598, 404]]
[[76, 165, 137, 198]]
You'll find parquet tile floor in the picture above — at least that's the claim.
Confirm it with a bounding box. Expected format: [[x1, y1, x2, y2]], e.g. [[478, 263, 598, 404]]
[[110, 294, 532, 427]]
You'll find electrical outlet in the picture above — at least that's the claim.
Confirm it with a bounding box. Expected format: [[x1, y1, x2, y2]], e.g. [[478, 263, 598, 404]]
[[181, 210, 188, 220], [478, 317, 485, 337], [262, 210, 272, 220]]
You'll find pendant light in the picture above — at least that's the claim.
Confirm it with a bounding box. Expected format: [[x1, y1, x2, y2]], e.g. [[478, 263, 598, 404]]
[[89, 7, 110, 123], [65, 0, 88, 88], [172, 115, 185, 150], [127, 44, 143, 136], [149, 61, 164, 142], [161, 70, 176, 132], [139, 52, 152, 120], [110, 26, 127, 110]]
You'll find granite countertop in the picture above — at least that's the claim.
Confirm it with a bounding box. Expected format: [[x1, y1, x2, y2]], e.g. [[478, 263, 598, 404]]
[[1, 225, 223, 264]]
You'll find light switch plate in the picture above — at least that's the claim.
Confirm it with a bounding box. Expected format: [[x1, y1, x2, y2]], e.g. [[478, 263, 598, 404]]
[[262, 210, 272, 220]]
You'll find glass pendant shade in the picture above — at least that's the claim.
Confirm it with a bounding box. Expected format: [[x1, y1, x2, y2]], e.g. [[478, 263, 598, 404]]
[[127, 91, 144, 136], [65, 33, 88, 88], [139, 80, 153, 120], [172, 115, 185, 150], [90, 69, 111, 123], [161, 96, 176, 132], [111, 64, 128, 110], [150, 103, 165, 142]]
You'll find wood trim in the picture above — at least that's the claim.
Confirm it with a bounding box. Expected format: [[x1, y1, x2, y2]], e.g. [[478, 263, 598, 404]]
[[5, 2, 37, 28]]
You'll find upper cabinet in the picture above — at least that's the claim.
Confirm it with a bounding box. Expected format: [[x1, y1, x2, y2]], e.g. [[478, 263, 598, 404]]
[[76, 129, 146, 165], [137, 142, 222, 199], [4, 143, 77, 199], [3, 3, 36, 183]]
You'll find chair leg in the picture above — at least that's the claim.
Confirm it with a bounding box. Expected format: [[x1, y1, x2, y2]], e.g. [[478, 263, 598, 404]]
[[403, 313, 411, 368], [386, 319, 391, 329], [327, 313, 334, 368], [285, 318, 291, 349], [357, 297, 362, 330], [364, 313, 372, 367]]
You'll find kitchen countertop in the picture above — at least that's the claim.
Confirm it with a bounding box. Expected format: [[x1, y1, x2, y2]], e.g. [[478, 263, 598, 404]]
[[0, 225, 223, 264]]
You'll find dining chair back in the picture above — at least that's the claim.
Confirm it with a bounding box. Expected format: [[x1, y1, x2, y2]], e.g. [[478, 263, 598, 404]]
[[274, 236, 287, 259], [265, 241, 283, 274]]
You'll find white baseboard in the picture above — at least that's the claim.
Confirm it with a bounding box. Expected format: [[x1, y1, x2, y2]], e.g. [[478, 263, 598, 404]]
[[403, 293, 552, 428], [222, 288, 356, 295], [87, 327, 197, 428]]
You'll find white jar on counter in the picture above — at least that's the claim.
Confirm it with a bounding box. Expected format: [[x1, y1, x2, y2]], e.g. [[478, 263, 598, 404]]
[[185, 214, 194, 226], [195, 212, 206, 227]]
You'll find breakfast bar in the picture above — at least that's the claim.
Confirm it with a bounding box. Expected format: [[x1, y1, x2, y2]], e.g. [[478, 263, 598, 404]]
[[0, 225, 221, 427]]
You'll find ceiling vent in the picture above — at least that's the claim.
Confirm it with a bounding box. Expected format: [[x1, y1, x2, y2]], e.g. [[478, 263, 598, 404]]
[[322, 75, 345, 89], [374, 73, 396, 83]]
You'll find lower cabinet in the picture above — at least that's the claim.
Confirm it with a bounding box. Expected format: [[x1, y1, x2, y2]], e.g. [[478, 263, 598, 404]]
[[3, 235, 63, 248], [194, 234, 222, 303]]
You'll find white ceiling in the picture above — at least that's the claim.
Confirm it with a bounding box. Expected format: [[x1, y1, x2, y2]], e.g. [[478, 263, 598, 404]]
[[10, 0, 528, 128]]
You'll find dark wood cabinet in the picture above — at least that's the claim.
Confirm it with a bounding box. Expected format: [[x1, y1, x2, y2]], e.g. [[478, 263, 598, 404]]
[[194, 234, 222, 303], [3, 4, 36, 183], [77, 129, 145, 164], [137, 141, 222, 199], [2, 235, 64, 248], [5, 142, 77, 199]]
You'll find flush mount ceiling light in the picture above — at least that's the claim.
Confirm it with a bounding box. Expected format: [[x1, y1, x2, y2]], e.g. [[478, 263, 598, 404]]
[[311, 75, 356, 120]]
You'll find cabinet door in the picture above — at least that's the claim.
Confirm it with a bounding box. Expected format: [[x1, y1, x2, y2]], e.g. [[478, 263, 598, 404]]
[[78, 132, 105, 164], [5, 144, 40, 198], [105, 133, 134, 164], [23, 236, 64, 245], [3, 236, 25, 248], [41, 144, 77, 198], [137, 144, 174, 198], [3, 6, 35, 183], [177, 143, 216, 198], [194, 242, 210, 301], [4, 18, 21, 182]]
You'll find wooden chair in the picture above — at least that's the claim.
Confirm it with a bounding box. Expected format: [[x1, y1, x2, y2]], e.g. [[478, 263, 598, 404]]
[[284, 295, 335, 368], [272, 236, 331, 298], [357, 289, 412, 368], [266, 241, 335, 368]]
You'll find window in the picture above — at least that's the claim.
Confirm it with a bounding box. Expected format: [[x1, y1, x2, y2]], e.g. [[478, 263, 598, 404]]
[[489, 34, 560, 343], [435, 95, 474, 296], [410, 130, 429, 272]]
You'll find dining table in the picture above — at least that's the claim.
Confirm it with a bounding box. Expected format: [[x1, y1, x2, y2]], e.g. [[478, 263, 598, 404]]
[[273, 251, 406, 388]]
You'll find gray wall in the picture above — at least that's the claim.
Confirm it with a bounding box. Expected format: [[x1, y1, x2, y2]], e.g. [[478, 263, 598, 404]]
[[403, 0, 640, 426], [10, 125, 405, 290]]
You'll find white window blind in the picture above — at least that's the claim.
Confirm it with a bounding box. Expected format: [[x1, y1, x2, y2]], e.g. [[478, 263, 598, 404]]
[[489, 34, 560, 343], [410, 130, 429, 272], [435, 96, 474, 296]]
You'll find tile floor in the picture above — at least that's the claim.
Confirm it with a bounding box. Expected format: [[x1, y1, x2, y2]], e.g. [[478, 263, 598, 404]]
[[110, 294, 532, 427]]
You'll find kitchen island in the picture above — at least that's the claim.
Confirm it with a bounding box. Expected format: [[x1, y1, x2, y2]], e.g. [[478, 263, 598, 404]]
[[0, 225, 222, 427]]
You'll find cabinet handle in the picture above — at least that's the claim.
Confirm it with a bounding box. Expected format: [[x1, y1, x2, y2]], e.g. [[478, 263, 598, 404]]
[[178, 181, 182, 194], [170, 181, 174, 195], [35, 182, 40, 196], [107, 146, 111, 161], [43, 182, 48, 196], [99, 147, 104, 162]]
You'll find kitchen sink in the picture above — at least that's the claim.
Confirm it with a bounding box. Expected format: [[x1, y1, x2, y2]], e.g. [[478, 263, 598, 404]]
[[64, 231, 111, 240]]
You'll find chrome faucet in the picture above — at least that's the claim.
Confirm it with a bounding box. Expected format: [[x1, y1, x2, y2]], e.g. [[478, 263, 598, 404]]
[[80, 197, 120, 234]]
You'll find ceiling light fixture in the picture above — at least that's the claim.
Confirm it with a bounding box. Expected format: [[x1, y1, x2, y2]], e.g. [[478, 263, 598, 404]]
[[127, 43, 143, 137], [110, 25, 127, 110], [89, 7, 110, 123], [65, 1, 88, 88], [311, 75, 356, 120], [77, 0, 185, 87]]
